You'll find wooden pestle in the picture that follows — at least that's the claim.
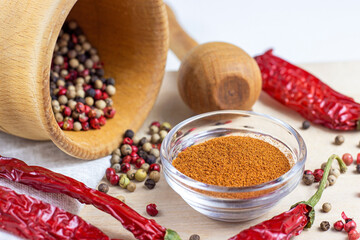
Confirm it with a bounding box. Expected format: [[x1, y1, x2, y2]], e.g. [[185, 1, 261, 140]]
[[166, 5, 262, 113]]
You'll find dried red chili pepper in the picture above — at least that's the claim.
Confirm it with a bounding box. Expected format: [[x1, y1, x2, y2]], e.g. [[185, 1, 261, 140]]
[[255, 50, 360, 131], [228, 154, 347, 240], [0, 156, 181, 240], [0, 186, 118, 240]]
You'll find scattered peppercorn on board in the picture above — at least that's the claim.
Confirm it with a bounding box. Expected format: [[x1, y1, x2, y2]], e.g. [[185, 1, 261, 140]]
[[79, 62, 360, 240]]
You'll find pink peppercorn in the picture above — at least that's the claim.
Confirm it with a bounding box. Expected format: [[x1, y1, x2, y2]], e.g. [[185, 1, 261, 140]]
[[149, 163, 160, 172], [75, 102, 85, 113], [303, 170, 313, 175], [150, 121, 160, 128], [122, 155, 131, 164], [90, 118, 100, 129], [135, 158, 145, 168], [98, 116, 106, 126], [57, 88, 67, 96], [102, 92, 109, 100], [313, 169, 324, 182], [343, 212, 357, 233], [121, 163, 131, 173], [105, 167, 116, 181], [94, 89, 102, 100], [81, 121, 89, 131], [109, 174, 120, 185], [146, 203, 158, 216], [357, 153, 360, 165], [63, 106, 72, 117], [131, 145, 138, 153], [343, 153, 354, 166], [63, 120, 73, 130], [104, 107, 116, 118], [334, 220, 344, 231], [58, 121, 64, 128], [349, 229, 360, 240], [84, 105, 91, 114], [78, 114, 89, 123], [123, 137, 133, 145], [131, 152, 139, 164], [88, 109, 97, 118]]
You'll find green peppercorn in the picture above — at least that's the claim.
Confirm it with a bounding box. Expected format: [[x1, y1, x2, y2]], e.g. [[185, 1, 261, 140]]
[[121, 144, 132, 156], [144, 179, 156, 189], [330, 168, 340, 178], [126, 182, 136, 192], [73, 121, 82, 131], [135, 169, 147, 182], [127, 169, 137, 180], [189, 234, 200, 240], [151, 134, 161, 144], [160, 122, 171, 131], [320, 221, 330, 231], [149, 171, 161, 183], [142, 142, 152, 152], [110, 155, 121, 164], [98, 183, 109, 193], [140, 163, 150, 173], [119, 175, 130, 189], [112, 148, 121, 156], [322, 202, 332, 213], [302, 174, 314, 185], [112, 163, 121, 173], [334, 135, 344, 145]]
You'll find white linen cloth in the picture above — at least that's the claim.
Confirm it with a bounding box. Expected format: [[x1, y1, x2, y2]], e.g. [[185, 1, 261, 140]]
[[0, 131, 109, 239]]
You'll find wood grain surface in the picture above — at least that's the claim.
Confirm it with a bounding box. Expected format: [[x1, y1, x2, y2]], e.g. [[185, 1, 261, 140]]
[[80, 64, 360, 239], [0, 0, 168, 159]]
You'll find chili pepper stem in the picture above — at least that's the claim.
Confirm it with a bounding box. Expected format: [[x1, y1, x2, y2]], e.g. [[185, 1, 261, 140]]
[[165, 229, 182, 240], [306, 154, 347, 208]]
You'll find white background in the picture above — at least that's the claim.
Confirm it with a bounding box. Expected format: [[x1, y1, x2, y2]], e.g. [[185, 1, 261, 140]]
[[165, 0, 360, 70]]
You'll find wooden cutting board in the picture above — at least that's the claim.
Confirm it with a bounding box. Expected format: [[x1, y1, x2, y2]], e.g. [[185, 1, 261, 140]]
[[79, 61, 360, 240]]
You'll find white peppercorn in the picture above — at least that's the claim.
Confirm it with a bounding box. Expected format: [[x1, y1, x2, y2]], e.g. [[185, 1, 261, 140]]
[[75, 77, 85, 85], [94, 79, 103, 89], [78, 35, 86, 43], [73, 121, 82, 131], [110, 155, 121, 164], [121, 144, 132, 156], [58, 95, 68, 105], [160, 122, 171, 131], [68, 20, 77, 30], [142, 142, 152, 152], [151, 133, 161, 144], [140, 163, 150, 173], [91, 54, 100, 63], [55, 112, 63, 122], [53, 105, 61, 113], [322, 202, 332, 213], [84, 59, 93, 69], [76, 89, 85, 98], [328, 175, 336, 186], [54, 55, 64, 65], [61, 33, 70, 41], [56, 79, 65, 87], [149, 148, 160, 158], [52, 100, 60, 107], [77, 64, 85, 72], [330, 168, 340, 178], [149, 171, 160, 183], [66, 90, 76, 99], [95, 100, 106, 110], [150, 125, 159, 134], [67, 99, 77, 110], [112, 148, 121, 156], [85, 96, 94, 106], [106, 85, 116, 96], [132, 135, 140, 145], [69, 58, 79, 68], [126, 182, 136, 192], [83, 42, 91, 51], [68, 49, 77, 59], [127, 169, 137, 180], [159, 130, 167, 141]]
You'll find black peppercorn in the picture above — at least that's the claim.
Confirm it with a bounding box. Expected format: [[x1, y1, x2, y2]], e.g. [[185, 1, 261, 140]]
[[302, 120, 311, 130], [356, 164, 360, 173], [320, 221, 330, 231], [98, 183, 109, 193], [124, 129, 134, 139], [77, 54, 86, 63], [146, 155, 156, 165], [106, 78, 115, 85], [189, 234, 200, 240], [74, 97, 85, 104], [86, 88, 96, 98], [138, 149, 148, 160], [139, 137, 148, 146], [144, 179, 156, 189], [96, 68, 104, 77]]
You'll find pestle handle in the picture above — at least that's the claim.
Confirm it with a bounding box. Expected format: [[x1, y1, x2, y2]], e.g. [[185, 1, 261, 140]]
[[166, 5, 198, 60]]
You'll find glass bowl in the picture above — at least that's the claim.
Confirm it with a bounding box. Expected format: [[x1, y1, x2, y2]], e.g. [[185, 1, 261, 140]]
[[160, 110, 307, 222]]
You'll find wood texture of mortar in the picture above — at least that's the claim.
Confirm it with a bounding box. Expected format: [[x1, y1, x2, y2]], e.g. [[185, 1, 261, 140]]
[[0, 0, 169, 159]]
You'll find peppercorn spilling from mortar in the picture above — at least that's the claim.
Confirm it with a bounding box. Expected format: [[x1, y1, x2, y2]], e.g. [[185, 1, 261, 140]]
[[50, 20, 116, 131]]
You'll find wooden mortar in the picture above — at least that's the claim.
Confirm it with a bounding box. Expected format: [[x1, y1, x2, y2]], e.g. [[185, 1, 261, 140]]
[[0, 0, 168, 159], [166, 5, 262, 113]]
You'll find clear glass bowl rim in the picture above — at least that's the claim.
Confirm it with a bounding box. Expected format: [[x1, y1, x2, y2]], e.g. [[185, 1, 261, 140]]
[[161, 110, 307, 193]]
